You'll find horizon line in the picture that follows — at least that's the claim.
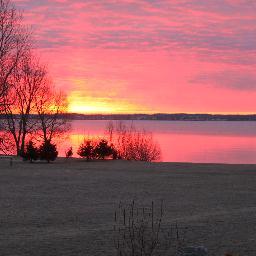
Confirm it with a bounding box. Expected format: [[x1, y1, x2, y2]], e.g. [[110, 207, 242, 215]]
[[66, 112, 256, 116]]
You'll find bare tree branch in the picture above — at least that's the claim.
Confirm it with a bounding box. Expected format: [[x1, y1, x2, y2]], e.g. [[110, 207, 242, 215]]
[[1, 54, 47, 155], [0, 0, 30, 110]]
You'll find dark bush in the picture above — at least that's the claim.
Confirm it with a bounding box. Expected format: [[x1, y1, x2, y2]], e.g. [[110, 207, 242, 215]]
[[94, 139, 116, 159], [77, 139, 96, 161], [22, 141, 39, 163], [39, 140, 58, 163], [65, 147, 73, 158]]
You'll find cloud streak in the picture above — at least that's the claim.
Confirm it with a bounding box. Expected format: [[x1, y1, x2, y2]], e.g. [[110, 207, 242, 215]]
[[191, 71, 256, 91], [13, 0, 256, 113]]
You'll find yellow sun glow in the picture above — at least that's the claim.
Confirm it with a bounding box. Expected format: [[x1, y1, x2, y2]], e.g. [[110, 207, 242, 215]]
[[67, 95, 146, 114]]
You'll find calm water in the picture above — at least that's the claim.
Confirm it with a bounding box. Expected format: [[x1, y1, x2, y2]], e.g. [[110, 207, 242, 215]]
[[59, 120, 256, 164]]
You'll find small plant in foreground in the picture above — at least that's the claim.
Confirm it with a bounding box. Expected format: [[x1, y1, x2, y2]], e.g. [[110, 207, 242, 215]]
[[65, 147, 73, 158], [22, 141, 39, 163], [113, 201, 185, 256], [39, 140, 58, 163]]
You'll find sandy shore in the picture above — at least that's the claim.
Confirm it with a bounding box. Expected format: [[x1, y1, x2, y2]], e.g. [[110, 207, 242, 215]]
[[0, 158, 256, 255]]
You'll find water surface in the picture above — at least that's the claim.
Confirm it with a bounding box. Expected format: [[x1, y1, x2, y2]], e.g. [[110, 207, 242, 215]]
[[59, 120, 256, 164]]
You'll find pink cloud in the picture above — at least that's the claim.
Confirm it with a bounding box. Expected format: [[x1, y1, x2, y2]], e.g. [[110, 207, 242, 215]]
[[14, 0, 256, 113]]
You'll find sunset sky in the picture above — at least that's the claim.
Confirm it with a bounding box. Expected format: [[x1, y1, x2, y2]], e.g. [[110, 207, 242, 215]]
[[14, 0, 256, 114]]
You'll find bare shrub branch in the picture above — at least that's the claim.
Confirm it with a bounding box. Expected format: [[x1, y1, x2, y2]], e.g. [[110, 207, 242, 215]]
[[113, 201, 185, 256], [105, 121, 161, 162]]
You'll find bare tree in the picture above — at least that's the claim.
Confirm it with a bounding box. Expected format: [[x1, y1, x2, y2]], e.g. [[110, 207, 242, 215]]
[[0, 0, 30, 155], [0, 0, 69, 156], [1, 54, 46, 155], [0, 0, 30, 109], [35, 84, 69, 145]]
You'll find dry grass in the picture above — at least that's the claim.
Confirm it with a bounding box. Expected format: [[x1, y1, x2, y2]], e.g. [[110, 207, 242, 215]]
[[0, 158, 256, 256]]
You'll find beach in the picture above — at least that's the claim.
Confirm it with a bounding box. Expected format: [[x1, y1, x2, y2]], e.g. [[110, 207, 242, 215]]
[[0, 158, 256, 255]]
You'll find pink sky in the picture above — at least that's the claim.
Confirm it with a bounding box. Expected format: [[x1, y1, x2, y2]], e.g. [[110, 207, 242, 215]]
[[14, 0, 256, 114]]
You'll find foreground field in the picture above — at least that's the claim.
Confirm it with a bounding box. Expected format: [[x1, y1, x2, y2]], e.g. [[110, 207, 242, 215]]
[[0, 158, 256, 256]]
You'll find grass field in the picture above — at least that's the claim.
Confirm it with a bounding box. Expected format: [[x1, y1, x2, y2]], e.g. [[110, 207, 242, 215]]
[[0, 158, 256, 255]]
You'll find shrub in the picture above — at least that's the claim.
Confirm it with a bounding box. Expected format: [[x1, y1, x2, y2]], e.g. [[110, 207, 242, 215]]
[[114, 201, 185, 256], [22, 141, 39, 163], [111, 143, 118, 160], [65, 147, 73, 158], [77, 139, 96, 161], [105, 121, 161, 162], [94, 139, 116, 159], [39, 140, 58, 163]]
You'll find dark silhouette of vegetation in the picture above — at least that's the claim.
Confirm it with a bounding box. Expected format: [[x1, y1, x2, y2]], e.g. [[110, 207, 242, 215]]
[[105, 120, 114, 142], [22, 140, 39, 163], [114, 201, 185, 256], [65, 147, 73, 158], [1, 53, 69, 157], [0, 131, 15, 155], [105, 121, 161, 162], [0, 0, 69, 157], [77, 139, 96, 161], [76, 122, 161, 162], [35, 87, 69, 145], [21, 140, 58, 163], [94, 139, 116, 159], [0, 3, 161, 163], [2, 55, 48, 156], [77, 138, 117, 161], [39, 140, 58, 163], [0, 0, 31, 155], [0, 0, 30, 110], [111, 145, 118, 160]]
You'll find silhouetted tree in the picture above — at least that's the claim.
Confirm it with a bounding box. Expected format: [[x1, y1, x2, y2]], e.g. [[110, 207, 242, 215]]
[[22, 140, 38, 163], [0, 0, 30, 110], [39, 140, 58, 163], [0, 0, 31, 155], [65, 146, 73, 158], [0, 1, 68, 157], [35, 86, 69, 145], [2, 54, 47, 156], [94, 139, 115, 159], [77, 139, 96, 161]]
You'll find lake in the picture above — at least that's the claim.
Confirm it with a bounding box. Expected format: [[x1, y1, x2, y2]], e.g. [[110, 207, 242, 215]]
[[59, 120, 256, 164]]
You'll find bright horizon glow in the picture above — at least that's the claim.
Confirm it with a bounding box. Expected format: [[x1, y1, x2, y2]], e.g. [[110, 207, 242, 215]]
[[14, 0, 256, 114], [67, 93, 148, 114]]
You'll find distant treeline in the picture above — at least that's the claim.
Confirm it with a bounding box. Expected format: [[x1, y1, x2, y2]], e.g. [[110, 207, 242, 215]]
[[2, 113, 255, 121], [67, 113, 256, 121]]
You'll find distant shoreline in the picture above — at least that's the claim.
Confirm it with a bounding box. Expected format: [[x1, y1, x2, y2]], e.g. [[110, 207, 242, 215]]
[[1, 113, 256, 121]]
